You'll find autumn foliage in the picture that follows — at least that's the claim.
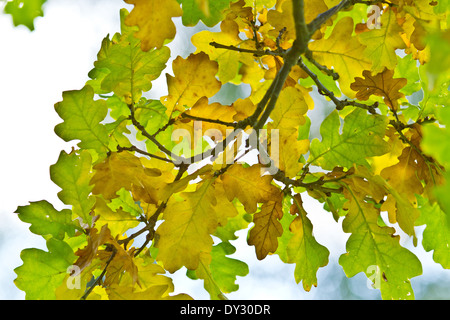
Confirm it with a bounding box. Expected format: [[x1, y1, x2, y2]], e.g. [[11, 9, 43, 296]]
[[9, 0, 450, 300]]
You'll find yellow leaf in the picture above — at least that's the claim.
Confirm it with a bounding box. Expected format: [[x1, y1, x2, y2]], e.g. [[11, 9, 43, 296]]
[[124, 0, 182, 51], [221, 164, 279, 213], [270, 86, 309, 131], [155, 180, 218, 272], [274, 129, 309, 178], [267, 0, 329, 46], [309, 17, 372, 98], [191, 19, 254, 83], [185, 96, 237, 139], [90, 152, 161, 200], [161, 52, 222, 118]]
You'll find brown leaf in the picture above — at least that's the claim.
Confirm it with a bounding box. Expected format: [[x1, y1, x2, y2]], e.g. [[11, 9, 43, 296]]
[[248, 193, 283, 260], [350, 69, 407, 110]]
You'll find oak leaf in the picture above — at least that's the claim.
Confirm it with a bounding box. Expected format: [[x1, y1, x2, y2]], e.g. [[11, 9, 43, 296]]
[[15, 201, 77, 241], [221, 164, 279, 213], [358, 9, 406, 74], [88, 9, 170, 102], [90, 151, 161, 200], [54, 85, 109, 156], [14, 238, 76, 300], [161, 52, 221, 118], [309, 108, 390, 170], [178, 0, 230, 27], [124, 0, 182, 51], [155, 180, 219, 272], [248, 193, 283, 260], [350, 69, 407, 110], [282, 194, 330, 291], [339, 176, 422, 300], [191, 19, 254, 83], [50, 150, 95, 226]]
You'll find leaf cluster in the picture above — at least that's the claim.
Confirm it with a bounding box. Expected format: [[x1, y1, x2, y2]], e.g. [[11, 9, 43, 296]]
[[12, 0, 450, 300]]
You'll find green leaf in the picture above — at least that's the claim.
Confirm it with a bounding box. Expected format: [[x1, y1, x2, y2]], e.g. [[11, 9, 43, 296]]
[[276, 195, 329, 291], [3, 0, 46, 31], [416, 196, 450, 269], [422, 106, 450, 170], [309, 108, 390, 170], [54, 85, 109, 156], [135, 98, 168, 136], [209, 242, 249, 294], [339, 184, 422, 300], [88, 9, 170, 102], [15, 201, 77, 240], [394, 54, 421, 97], [177, 0, 230, 27], [50, 150, 96, 226], [424, 30, 450, 90], [14, 238, 77, 299]]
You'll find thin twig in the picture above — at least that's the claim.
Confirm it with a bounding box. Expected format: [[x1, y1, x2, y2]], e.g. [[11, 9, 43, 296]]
[[209, 42, 283, 57], [304, 49, 339, 80], [80, 248, 116, 300], [181, 112, 239, 128], [117, 145, 174, 164], [298, 58, 378, 114], [127, 103, 186, 165]]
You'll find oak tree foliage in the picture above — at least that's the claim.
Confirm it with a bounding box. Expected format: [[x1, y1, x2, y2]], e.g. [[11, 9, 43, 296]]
[[8, 0, 450, 300]]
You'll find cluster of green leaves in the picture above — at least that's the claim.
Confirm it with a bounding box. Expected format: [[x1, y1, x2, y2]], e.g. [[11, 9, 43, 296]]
[[13, 0, 450, 300]]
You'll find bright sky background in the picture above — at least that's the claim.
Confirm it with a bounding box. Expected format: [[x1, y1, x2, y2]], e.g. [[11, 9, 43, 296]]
[[0, 0, 448, 300]]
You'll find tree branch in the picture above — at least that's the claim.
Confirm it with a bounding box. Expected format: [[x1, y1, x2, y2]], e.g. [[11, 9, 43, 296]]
[[307, 0, 351, 35]]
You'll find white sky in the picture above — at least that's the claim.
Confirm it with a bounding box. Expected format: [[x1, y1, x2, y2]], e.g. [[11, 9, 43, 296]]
[[0, 0, 448, 300]]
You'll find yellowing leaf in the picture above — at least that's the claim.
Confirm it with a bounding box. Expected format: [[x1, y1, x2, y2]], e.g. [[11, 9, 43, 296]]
[[161, 52, 222, 117], [358, 9, 406, 74], [88, 9, 170, 103], [106, 254, 192, 300], [309, 17, 371, 98], [285, 194, 329, 291], [93, 197, 140, 238], [267, 0, 328, 45], [309, 108, 390, 170], [380, 146, 423, 238], [221, 164, 279, 213], [350, 69, 407, 111], [124, 0, 182, 51]]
